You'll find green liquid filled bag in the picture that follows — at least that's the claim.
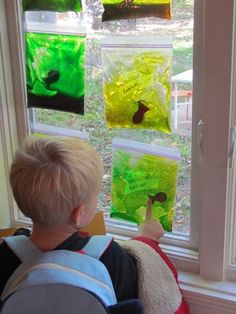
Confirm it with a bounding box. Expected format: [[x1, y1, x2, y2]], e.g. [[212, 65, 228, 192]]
[[101, 0, 171, 21], [22, 0, 82, 12], [25, 31, 85, 114], [111, 138, 180, 232], [101, 37, 172, 133]]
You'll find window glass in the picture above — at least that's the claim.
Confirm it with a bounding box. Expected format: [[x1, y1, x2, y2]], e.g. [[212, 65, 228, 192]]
[[24, 0, 194, 236]]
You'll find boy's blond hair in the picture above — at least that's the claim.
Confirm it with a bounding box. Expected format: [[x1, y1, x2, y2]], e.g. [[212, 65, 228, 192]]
[[10, 136, 104, 226]]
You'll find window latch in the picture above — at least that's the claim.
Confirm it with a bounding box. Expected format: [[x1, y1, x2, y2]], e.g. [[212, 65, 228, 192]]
[[197, 119, 204, 160], [229, 126, 236, 168]]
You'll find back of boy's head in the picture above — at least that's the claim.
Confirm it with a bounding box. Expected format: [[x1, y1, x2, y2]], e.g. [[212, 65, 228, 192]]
[[10, 136, 104, 226]]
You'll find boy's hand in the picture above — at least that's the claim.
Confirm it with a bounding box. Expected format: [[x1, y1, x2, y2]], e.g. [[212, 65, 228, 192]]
[[137, 199, 164, 241]]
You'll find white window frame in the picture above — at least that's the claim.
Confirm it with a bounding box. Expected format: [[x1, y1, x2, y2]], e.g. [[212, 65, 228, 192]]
[[225, 4, 236, 282], [193, 0, 233, 281], [1, 0, 236, 312], [0, 0, 20, 227]]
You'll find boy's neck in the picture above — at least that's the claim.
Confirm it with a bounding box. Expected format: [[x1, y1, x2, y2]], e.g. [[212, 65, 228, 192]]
[[30, 223, 77, 251]]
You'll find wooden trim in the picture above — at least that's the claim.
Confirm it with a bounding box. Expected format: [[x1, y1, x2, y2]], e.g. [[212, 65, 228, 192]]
[[0, 212, 106, 238]]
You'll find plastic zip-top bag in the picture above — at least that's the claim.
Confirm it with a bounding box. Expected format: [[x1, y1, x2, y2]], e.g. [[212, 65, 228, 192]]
[[25, 26, 86, 114], [101, 37, 172, 133], [22, 0, 83, 12], [111, 138, 180, 232], [101, 0, 172, 22]]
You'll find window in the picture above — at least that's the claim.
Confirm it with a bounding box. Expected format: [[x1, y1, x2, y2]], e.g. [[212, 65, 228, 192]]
[[1, 1, 236, 311], [23, 1, 194, 241]]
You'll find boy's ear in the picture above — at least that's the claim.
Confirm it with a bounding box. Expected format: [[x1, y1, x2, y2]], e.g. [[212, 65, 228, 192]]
[[71, 204, 85, 227]]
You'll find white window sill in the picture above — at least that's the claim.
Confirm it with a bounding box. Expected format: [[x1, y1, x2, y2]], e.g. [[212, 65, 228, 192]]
[[110, 231, 236, 313], [179, 271, 236, 314]]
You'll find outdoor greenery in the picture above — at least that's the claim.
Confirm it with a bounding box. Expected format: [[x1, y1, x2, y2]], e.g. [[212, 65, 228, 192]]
[[32, 0, 193, 234]]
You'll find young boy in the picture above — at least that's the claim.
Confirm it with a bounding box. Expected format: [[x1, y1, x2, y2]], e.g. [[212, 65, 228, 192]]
[[0, 136, 141, 300], [0, 136, 190, 314]]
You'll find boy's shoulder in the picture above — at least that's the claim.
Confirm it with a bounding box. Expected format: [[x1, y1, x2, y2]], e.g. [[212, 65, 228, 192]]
[[0, 240, 21, 265], [1, 235, 118, 314], [1, 231, 138, 301], [56, 232, 121, 258], [0, 241, 22, 296]]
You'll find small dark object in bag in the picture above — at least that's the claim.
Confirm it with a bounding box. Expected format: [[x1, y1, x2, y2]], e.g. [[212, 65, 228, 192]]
[[132, 101, 150, 124], [44, 70, 60, 86], [148, 192, 167, 204]]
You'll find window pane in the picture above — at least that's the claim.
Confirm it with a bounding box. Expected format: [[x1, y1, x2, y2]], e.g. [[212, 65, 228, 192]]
[[24, 0, 194, 236]]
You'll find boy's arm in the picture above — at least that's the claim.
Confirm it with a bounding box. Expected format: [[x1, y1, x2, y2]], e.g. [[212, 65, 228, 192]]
[[137, 199, 164, 241], [100, 239, 138, 302], [100, 200, 163, 302]]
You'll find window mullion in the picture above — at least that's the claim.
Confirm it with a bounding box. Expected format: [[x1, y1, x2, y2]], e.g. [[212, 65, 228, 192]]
[[225, 1, 236, 279], [5, 0, 29, 142], [0, 0, 20, 226], [198, 0, 234, 280]]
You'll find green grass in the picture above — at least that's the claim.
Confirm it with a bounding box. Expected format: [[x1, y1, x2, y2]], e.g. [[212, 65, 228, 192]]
[[173, 47, 193, 75]]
